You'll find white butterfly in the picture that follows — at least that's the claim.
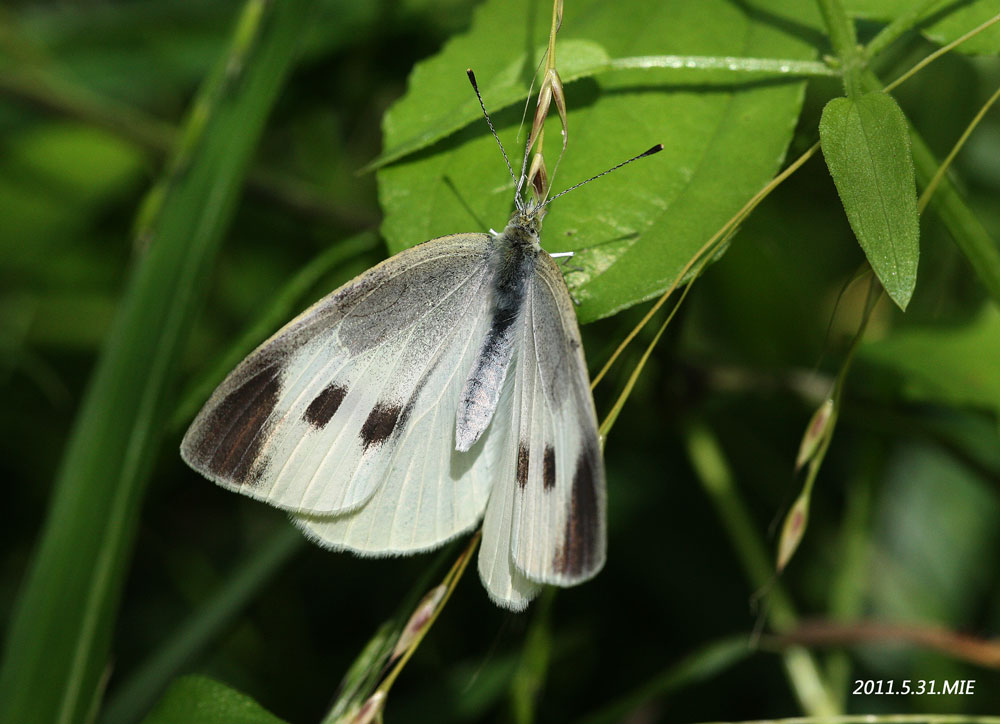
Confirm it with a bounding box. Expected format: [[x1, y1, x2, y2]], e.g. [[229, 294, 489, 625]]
[[181, 72, 660, 609]]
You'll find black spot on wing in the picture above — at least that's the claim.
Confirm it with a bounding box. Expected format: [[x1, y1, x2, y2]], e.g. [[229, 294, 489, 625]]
[[360, 401, 404, 451], [303, 383, 347, 428], [190, 365, 281, 486], [553, 446, 600, 577], [516, 442, 530, 488], [543, 445, 556, 491]]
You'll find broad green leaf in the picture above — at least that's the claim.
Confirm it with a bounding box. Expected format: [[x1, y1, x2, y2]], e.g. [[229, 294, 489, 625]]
[[921, 0, 1000, 54], [141, 676, 288, 724], [847, 0, 1000, 55], [861, 304, 1000, 417], [819, 92, 920, 309], [369, 38, 611, 172], [378, 0, 818, 322], [0, 3, 315, 723]]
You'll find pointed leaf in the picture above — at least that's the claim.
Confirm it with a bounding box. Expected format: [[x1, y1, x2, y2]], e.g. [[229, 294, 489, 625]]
[[820, 92, 920, 309]]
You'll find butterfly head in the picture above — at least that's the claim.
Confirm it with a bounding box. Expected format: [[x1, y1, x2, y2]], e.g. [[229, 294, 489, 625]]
[[503, 197, 546, 242], [466, 68, 662, 249]]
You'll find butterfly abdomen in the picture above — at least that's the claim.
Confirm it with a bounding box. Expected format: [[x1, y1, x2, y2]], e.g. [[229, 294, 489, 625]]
[[454, 227, 539, 453]]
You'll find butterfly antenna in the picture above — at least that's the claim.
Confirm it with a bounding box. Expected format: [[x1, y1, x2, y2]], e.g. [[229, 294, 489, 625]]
[[467, 69, 522, 209], [542, 144, 664, 208]]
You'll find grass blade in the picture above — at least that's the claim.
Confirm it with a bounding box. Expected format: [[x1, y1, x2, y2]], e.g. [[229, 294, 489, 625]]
[[101, 526, 304, 724], [579, 637, 751, 724], [0, 2, 315, 722]]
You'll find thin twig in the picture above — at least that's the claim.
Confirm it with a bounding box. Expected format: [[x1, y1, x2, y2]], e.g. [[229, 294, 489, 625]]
[[767, 620, 1000, 669], [884, 12, 1000, 93]]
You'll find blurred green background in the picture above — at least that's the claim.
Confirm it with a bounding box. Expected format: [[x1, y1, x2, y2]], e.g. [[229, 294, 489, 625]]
[[2, 1, 999, 723]]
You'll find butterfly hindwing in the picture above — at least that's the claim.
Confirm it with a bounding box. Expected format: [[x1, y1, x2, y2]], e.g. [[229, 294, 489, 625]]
[[476, 366, 543, 610], [181, 233, 494, 516]]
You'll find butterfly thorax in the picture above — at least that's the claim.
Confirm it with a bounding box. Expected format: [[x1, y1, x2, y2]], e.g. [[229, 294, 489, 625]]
[[493, 201, 545, 301]]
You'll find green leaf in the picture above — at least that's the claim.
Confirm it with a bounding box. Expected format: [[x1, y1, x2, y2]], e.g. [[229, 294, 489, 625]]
[[819, 91, 920, 309], [368, 38, 611, 172], [920, 0, 1000, 55], [377, 0, 818, 323], [141, 676, 289, 724], [861, 304, 1000, 417], [847, 0, 1000, 56], [0, 3, 315, 723]]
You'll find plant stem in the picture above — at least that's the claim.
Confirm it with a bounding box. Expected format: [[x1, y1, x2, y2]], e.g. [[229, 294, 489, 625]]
[[592, 142, 820, 391], [815, 0, 861, 96], [918, 82, 1000, 214], [608, 55, 836, 76], [685, 425, 839, 717], [883, 12, 1000, 93], [865, 0, 946, 59]]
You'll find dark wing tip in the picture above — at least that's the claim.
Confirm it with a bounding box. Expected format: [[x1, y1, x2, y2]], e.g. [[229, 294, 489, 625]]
[[182, 365, 282, 487], [553, 445, 603, 578]]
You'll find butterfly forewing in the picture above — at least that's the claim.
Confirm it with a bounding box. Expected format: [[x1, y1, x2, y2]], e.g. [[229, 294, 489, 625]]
[[292, 292, 500, 554], [181, 234, 494, 515], [476, 251, 606, 607], [509, 254, 606, 585], [183, 202, 610, 610]]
